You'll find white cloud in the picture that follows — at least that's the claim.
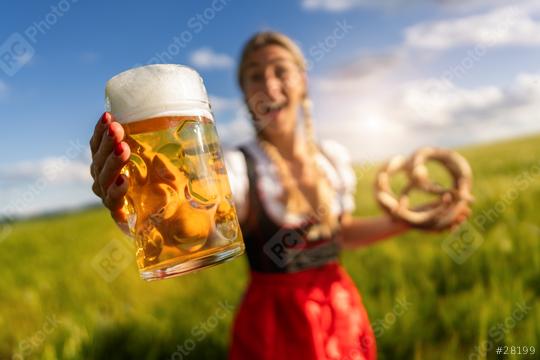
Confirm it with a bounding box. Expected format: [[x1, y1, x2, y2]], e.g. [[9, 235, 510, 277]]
[[0, 184, 98, 218], [396, 79, 504, 127], [438, 0, 527, 13], [302, 1, 540, 162], [405, 5, 540, 50], [0, 156, 96, 217], [310, 67, 540, 161], [208, 96, 253, 146], [313, 49, 414, 94], [189, 48, 234, 69], [0, 80, 9, 98], [306, 1, 540, 103], [301, 0, 537, 12], [0, 157, 92, 184], [335, 50, 408, 79], [209, 95, 241, 112], [514, 72, 540, 97], [217, 116, 254, 148], [302, 0, 385, 12], [15, 52, 34, 67]]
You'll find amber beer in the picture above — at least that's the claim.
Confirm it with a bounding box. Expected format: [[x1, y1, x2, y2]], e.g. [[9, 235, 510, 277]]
[[105, 65, 244, 280]]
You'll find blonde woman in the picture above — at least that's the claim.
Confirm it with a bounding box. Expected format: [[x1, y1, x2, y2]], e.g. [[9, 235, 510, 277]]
[[90, 31, 469, 360]]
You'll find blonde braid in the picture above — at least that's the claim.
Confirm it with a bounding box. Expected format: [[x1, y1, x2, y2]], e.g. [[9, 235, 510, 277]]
[[257, 136, 311, 215], [301, 98, 339, 238]]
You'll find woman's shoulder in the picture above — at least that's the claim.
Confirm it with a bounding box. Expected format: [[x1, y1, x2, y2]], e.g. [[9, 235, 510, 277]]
[[223, 145, 247, 165], [319, 139, 352, 166], [318, 139, 356, 191], [222, 140, 265, 178], [223, 144, 250, 175]]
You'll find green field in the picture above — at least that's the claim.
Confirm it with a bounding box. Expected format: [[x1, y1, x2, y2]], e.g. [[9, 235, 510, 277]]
[[1, 134, 539, 359]]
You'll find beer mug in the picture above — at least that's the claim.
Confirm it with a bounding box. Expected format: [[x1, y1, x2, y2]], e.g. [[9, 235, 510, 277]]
[[105, 64, 244, 280]]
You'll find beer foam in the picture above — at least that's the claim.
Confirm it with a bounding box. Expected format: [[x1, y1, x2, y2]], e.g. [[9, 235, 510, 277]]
[[105, 64, 213, 124]]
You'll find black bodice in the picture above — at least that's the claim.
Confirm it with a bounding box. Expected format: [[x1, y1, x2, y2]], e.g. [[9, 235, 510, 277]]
[[238, 146, 342, 273]]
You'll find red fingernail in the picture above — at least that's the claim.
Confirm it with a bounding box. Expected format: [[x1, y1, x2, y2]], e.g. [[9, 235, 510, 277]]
[[101, 112, 110, 124], [114, 142, 124, 156], [115, 176, 124, 186], [107, 123, 115, 137]]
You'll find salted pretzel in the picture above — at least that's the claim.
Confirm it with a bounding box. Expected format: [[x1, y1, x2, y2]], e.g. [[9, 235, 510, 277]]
[[374, 147, 473, 230]]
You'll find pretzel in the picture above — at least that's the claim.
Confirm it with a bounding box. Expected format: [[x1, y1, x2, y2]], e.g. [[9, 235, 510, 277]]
[[374, 147, 473, 230]]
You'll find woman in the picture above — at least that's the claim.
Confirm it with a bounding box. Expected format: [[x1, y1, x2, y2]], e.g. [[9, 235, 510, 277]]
[[90, 32, 469, 360]]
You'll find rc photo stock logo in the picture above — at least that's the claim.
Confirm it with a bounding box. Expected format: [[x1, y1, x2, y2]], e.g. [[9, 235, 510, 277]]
[[91, 237, 134, 283], [442, 221, 484, 265], [0, 33, 35, 77], [263, 228, 307, 268], [0, 0, 80, 76]]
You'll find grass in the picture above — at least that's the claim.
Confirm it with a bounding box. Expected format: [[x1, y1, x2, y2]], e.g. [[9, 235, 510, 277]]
[[1, 134, 539, 359]]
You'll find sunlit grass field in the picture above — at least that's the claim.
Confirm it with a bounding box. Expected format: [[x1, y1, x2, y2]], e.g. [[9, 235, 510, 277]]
[[1, 134, 539, 359]]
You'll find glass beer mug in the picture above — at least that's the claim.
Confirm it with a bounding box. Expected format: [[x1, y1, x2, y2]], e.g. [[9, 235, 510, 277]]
[[105, 64, 244, 280]]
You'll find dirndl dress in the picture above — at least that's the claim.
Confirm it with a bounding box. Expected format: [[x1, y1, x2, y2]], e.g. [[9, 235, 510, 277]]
[[225, 141, 377, 360]]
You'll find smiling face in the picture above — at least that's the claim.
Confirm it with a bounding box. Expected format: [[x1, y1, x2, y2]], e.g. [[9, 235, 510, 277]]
[[240, 44, 306, 139]]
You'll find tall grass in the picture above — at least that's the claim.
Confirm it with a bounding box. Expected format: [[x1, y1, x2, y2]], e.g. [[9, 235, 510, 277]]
[[1, 135, 539, 359]]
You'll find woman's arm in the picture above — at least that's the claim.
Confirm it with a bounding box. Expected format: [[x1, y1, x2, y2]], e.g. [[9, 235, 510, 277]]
[[339, 213, 411, 249], [339, 201, 471, 249]]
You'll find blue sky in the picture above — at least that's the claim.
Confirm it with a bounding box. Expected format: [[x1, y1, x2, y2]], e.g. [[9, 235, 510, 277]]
[[1, 0, 539, 216]]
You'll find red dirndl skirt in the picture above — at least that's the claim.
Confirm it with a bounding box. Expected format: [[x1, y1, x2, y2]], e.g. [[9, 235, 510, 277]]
[[229, 262, 377, 360]]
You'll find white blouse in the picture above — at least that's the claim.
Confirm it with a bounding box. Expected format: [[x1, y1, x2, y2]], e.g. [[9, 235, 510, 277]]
[[223, 139, 357, 227]]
